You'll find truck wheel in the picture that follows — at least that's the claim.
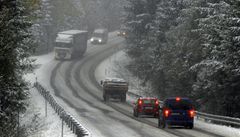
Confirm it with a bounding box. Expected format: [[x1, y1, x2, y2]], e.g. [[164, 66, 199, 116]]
[[105, 94, 110, 102], [121, 95, 126, 102], [103, 95, 106, 102]]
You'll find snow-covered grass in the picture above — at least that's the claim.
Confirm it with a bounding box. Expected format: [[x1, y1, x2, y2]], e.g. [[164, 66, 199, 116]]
[[23, 52, 76, 137], [21, 88, 75, 137], [95, 50, 240, 137]]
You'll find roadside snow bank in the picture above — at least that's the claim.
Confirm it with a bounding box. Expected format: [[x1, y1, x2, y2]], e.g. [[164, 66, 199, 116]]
[[23, 52, 76, 137]]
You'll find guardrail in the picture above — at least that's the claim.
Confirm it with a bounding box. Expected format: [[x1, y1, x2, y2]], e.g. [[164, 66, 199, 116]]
[[196, 111, 240, 127], [127, 91, 240, 127], [34, 82, 90, 137]]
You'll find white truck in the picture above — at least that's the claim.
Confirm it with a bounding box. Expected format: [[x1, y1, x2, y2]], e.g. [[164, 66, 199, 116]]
[[54, 30, 88, 60]]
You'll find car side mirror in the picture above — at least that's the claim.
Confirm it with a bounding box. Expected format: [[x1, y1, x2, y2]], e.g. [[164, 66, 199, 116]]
[[100, 80, 103, 85]]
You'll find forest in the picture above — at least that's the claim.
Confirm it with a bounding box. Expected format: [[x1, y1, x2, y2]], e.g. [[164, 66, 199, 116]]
[[123, 0, 240, 117]]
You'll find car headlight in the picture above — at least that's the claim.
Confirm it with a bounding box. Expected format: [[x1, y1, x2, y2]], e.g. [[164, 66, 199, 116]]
[[90, 38, 94, 42], [99, 39, 102, 42]]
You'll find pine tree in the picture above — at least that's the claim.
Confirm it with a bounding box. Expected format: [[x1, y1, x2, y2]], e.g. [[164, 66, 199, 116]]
[[123, 0, 159, 83], [148, 0, 187, 98], [192, 0, 240, 117], [0, 0, 34, 136], [31, 0, 53, 54]]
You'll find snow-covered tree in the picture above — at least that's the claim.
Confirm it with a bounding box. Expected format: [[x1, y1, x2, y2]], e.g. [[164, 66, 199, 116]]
[[0, 0, 34, 136], [31, 0, 53, 54], [123, 0, 240, 117], [192, 0, 240, 117], [123, 0, 159, 81]]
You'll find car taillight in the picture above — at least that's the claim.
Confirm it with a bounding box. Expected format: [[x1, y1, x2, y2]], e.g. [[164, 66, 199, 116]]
[[176, 97, 181, 102], [164, 109, 170, 118], [189, 110, 195, 118], [155, 100, 159, 105], [138, 99, 143, 105]]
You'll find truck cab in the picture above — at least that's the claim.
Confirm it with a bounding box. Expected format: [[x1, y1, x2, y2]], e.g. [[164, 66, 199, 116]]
[[54, 30, 88, 60]]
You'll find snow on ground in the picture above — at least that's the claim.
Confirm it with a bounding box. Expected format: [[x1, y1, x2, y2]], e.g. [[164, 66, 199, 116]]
[[95, 50, 155, 97], [95, 50, 240, 137], [23, 52, 76, 137]]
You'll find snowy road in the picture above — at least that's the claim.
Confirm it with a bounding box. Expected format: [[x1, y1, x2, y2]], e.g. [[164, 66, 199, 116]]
[[38, 32, 239, 137]]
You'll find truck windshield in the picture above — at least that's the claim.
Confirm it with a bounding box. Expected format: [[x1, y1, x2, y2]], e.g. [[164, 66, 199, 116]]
[[55, 42, 72, 48], [93, 33, 103, 38]]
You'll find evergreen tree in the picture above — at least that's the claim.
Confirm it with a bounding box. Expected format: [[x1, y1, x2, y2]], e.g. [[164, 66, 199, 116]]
[[123, 0, 159, 83], [123, 0, 240, 117], [192, 0, 240, 116], [31, 0, 53, 54], [0, 0, 34, 136], [147, 0, 187, 98]]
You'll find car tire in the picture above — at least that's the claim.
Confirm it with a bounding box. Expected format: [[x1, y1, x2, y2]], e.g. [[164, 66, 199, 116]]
[[136, 111, 139, 117], [133, 110, 136, 117], [166, 123, 172, 129], [189, 124, 194, 129], [185, 124, 194, 129], [158, 119, 165, 129]]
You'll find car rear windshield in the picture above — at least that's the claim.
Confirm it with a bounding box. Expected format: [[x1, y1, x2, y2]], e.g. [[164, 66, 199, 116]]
[[165, 100, 193, 110]]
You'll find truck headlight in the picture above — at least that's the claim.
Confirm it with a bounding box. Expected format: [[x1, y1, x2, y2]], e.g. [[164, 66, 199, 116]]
[[99, 39, 102, 43], [90, 38, 94, 42]]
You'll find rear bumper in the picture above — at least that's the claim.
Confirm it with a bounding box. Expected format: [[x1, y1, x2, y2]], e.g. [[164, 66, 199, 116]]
[[166, 120, 193, 126], [138, 109, 159, 116]]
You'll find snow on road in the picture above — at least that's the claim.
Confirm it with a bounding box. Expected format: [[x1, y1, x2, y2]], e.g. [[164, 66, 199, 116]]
[[95, 50, 240, 137], [22, 36, 240, 137]]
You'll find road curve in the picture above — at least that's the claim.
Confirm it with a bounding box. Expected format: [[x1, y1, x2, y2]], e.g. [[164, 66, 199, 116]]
[[50, 33, 179, 137], [50, 33, 225, 137]]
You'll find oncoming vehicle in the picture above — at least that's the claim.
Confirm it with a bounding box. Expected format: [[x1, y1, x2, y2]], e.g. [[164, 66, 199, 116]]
[[158, 97, 195, 129], [133, 97, 159, 118], [101, 78, 128, 102], [54, 30, 88, 60], [90, 29, 108, 44], [117, 30, 127, 37]]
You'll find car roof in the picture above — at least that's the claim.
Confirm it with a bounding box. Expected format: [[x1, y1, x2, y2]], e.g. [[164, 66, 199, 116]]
[[164, 97, 193, 104], [104, 77, 126, 82], [165, 97, 190, 100], [139, 97, 158, 100]]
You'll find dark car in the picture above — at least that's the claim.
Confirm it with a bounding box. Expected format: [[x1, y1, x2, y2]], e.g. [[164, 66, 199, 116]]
[[133, 97, 159, 118], [90, 29, 108, 44], [158, 97, 195, 129]]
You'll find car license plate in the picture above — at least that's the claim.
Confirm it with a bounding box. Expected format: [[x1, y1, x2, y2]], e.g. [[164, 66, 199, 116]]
[[171, 113, 180, 116], [145, 107, 153, 109]]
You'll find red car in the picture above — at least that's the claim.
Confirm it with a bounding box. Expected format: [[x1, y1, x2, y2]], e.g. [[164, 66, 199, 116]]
[[133, 97, 160, 118]]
